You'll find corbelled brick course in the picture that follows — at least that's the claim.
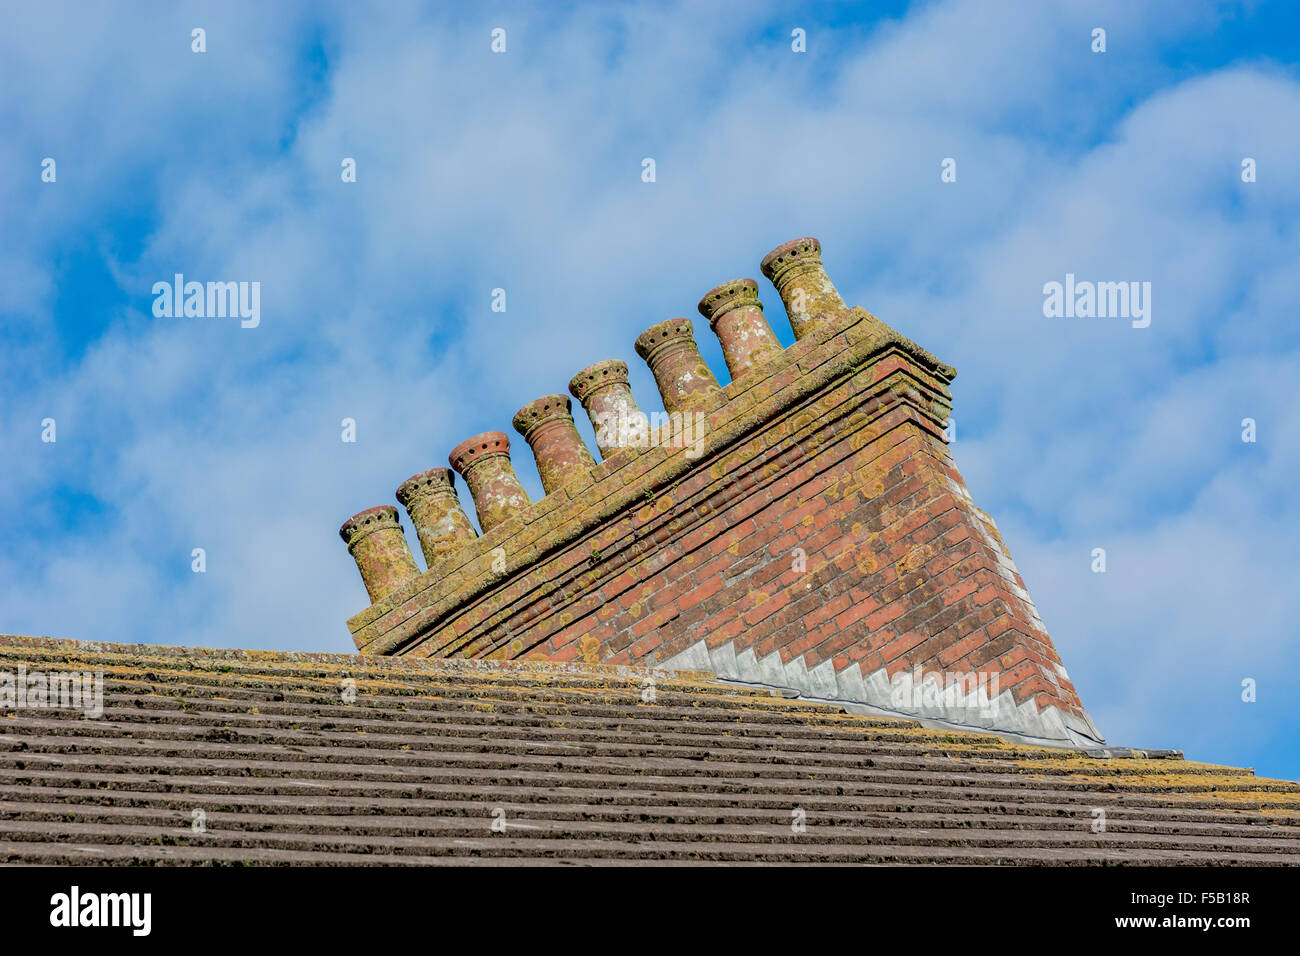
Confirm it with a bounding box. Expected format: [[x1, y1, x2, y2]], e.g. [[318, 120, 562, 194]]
[[338, 238, 1102, 745]]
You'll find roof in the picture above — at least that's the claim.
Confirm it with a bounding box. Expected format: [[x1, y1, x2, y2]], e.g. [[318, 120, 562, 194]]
[[2, 633, 1298, 865]]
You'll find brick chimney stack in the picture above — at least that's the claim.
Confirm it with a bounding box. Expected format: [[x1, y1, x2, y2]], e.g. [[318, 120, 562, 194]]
[[448, 431, 532, 532], [339, 506, 419, 602], [339, 236, 1102, 748]]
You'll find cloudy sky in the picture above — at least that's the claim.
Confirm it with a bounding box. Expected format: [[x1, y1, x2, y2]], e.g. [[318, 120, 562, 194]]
[[2, 0, 1297, 778]]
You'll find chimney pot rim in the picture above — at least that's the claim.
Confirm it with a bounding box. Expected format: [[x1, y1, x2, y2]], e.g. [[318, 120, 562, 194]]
[[339, 505, 401, 542], [760, 237, 822, 278], [634, 318, 697, 359], [395, 466, 457, 505], [697, 278, 761, 323], [448, 431, 512, 473], [512, 393, 575, 437], [568, 359, 630, 401]]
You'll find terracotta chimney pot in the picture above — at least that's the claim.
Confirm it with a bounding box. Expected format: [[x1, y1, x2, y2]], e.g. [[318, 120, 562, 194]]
[[568, 359, 649, 460], [395, 467, 478, 566], [760, 237, 847, 340], [512, 394, 597, 495], [448, 431, 532, 532], [697, 278, 783, 379], [633, 319, 720, 414], [339, 506, 420, 603]]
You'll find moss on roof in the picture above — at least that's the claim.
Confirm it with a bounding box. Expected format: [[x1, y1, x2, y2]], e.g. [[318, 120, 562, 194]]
[[1, 633, 1297, 865]]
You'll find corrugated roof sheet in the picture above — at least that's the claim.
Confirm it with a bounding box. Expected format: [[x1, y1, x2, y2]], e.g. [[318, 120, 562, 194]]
[[1, 634, 1298, 865]]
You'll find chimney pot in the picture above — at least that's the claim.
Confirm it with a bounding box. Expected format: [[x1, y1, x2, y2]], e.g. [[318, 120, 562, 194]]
[[760, 237, 847, 339], [697, 278, 783, 379], [568, 360, 650, 460], [339, 505, 420, 603], [512, 394, 597, 495], [448, 430, 532, 532], [634, 318, 721, 414], [395, 467, 478, 566]]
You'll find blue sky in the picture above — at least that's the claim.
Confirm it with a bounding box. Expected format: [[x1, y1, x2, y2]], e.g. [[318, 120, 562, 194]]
[[2, 0, 1298, 779]]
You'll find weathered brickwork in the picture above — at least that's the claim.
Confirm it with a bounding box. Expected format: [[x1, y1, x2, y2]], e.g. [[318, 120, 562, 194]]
[[339, 239, 1102, 745]]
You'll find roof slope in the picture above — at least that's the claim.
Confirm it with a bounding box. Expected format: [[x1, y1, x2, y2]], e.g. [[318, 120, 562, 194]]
[[1, 634, 1298, 865]]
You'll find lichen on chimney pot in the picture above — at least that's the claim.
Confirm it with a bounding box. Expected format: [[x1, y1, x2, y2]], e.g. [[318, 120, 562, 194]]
[[760, 237, 849, 340], [512, 394, 597, 495], [697, 278, 783, 379], [448, 431, 532, 532], [338, 505, 420, 603], [395, 467, 478, 566], [568, 359, 649, 460], [634, 318, 720, 414]]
